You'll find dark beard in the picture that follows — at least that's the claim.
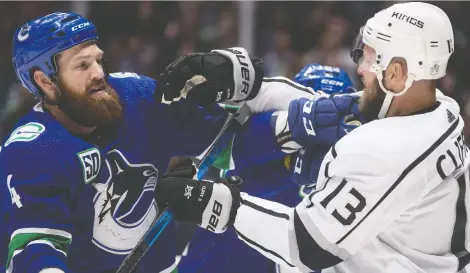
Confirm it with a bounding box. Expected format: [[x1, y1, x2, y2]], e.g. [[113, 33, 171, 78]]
[[57, 78, 123, 127], [359, 77, 387, 122]]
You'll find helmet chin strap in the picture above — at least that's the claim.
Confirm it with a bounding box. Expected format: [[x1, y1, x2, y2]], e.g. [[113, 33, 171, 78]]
[[372, 64, 415, 119]]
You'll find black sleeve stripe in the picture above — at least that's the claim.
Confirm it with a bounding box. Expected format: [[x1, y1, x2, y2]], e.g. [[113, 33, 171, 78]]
[[447, 149, 459, 169], [263, 78, 312, 94], [452, 172, 470, 271], [324, 145, 337, 178], [324, 162, 331, 178], [331, 144, 337, 158], [320, 179, 347, 208], [336, 118, 460, 244], [306, 177, 332, 209], [235, 228, 296, 268], [241, 199, 290, 220], [294, 210, 343, 270]]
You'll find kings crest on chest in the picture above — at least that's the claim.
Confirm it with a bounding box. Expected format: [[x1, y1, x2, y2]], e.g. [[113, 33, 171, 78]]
[[90, 149, 159, 254]]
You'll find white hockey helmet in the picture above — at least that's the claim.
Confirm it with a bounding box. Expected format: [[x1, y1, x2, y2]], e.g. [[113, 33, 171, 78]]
[[351, 2, 454, 118]]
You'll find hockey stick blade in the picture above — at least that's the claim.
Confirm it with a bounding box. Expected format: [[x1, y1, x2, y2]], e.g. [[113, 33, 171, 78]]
[[116, 103, 252, 273]]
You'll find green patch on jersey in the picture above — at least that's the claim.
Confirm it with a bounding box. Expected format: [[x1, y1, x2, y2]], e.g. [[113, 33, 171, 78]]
[[4, 122, 45, 147], [7, 229, 72, 268]]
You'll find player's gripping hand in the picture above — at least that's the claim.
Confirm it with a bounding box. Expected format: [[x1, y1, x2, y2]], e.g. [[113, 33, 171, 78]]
[[287, 93, 366, 148], [290, 145, 331, 186], [159, 47, 264, 105], [155, 158, 242, 233]]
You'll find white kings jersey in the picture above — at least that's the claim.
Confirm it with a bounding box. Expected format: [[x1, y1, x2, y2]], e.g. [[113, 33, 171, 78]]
[[233, 90, 470, 273]]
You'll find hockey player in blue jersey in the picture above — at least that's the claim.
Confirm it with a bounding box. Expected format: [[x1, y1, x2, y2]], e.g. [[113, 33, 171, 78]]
[[0, 12, 365, 273], [0, 12, 272, 273], [174, 64, 360, 273]]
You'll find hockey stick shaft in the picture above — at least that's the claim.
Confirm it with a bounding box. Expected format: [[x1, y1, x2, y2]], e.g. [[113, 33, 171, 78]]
[[116, 103, 252, 273]]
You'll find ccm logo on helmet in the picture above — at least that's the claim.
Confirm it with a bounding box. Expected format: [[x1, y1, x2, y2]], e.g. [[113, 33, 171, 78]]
[[71, 22, 91, 32], [391, 12, 424, 29], [321, 79, 344, 86]]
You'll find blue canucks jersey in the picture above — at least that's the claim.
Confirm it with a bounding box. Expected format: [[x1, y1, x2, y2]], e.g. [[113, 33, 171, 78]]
[[0, 72, 246, 273]]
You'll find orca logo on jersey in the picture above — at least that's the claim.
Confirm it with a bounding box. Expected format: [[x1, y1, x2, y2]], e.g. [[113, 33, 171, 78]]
[[91, 149, 159, 255], [77, 148, 101, 184]]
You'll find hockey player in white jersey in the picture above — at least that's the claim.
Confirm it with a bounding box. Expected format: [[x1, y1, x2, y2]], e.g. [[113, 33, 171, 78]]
[[156, 2, 469, 273]]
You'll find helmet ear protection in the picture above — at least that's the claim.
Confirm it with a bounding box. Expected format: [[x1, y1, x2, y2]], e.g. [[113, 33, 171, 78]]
[[350, 2, 454, 118], [12, 12, 99, 98]]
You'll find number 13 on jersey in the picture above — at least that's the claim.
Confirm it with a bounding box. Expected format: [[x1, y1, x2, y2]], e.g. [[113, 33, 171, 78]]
[[307, 177, 367, 226]]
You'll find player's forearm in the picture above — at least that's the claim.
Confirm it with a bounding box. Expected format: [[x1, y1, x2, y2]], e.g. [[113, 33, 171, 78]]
[[232, 92, 364, 170], [233, 193, 311, 272], [246, 77, 319, 113], [233, 193, 348, 272]]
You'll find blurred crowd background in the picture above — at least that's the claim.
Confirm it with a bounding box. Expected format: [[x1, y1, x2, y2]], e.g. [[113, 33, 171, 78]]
[[1, 1, 469, 143]]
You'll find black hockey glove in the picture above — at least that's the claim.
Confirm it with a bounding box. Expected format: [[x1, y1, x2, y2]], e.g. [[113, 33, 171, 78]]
[[155, 158, 242, 233], [159, 47, 264, 105]]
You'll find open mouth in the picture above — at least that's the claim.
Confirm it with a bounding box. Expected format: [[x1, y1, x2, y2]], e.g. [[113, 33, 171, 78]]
[[89, 86, 106, 94]]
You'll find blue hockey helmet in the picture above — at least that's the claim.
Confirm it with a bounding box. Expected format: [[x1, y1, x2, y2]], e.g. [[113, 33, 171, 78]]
[[294, 63, 355, 94], [12, 12, 98, 97]]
